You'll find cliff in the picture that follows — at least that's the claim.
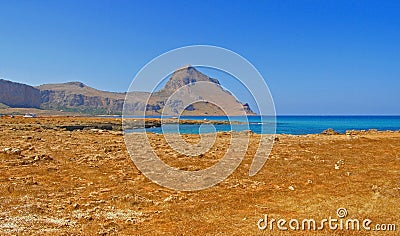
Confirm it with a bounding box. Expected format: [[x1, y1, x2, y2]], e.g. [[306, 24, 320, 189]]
[[36, 82, 126, 115], [0, 66, 256, 116], [0, 79, 41, 108]]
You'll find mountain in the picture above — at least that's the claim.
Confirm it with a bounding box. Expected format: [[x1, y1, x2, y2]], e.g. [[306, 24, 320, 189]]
[[36, 82, 126, 114], [160, 65, 220, 94], [0, 66, 255, 115], [125, 66, 255, 116], [0, 79, 41, 108]]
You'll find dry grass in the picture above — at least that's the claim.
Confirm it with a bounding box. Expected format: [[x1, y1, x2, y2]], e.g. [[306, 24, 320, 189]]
[[0, 116, 399, 235]]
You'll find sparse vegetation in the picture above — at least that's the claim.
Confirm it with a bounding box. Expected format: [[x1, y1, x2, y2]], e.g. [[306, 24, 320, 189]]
[[0, 117, 399, 234]]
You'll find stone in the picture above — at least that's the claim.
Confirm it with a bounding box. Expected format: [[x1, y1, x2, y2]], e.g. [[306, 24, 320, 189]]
[[321, 128, 339, 135]]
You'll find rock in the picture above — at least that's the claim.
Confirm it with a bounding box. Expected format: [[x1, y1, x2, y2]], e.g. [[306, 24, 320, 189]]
[[346, 130, 357, 135], [334, 159, 344, 169], [11, 148, 21, 155], [163, 195, 174, 202], [31, 154, 53, 161], [38, 82, 125, 115], [2, 147, 11, 153], [0, 79, 41, 108], [288, 186, 295, 191], [321, 128, 339, 135]]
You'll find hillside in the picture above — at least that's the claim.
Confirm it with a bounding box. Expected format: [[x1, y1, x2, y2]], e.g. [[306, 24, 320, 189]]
[[36, 82, 125, 99], [36, 82, 127, 115], [125, 66, 255, 116], [1, 66, 255, 116], [0, 79, 41, 108]]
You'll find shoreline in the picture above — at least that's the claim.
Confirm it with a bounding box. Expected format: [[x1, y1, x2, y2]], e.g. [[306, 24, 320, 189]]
[[1, 116, 399, 234], [1, 116, 399, 135]]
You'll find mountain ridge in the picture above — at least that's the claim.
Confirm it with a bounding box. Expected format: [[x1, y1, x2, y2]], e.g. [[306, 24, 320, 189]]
[[0, 66, 255, 115]]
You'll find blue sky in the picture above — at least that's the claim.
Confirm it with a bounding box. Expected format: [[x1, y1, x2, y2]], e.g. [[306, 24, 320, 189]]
[[0, 0, 399, 115]]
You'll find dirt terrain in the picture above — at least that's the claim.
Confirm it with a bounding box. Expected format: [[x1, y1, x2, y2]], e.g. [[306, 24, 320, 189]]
[[0, 116, 399, 235]]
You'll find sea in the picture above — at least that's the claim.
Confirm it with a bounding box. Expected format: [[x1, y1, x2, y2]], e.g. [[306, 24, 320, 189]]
[[122, 116, 400, 135]]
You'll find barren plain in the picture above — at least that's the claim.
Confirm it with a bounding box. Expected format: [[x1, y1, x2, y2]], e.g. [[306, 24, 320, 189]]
[[0, 117, 399, 235]]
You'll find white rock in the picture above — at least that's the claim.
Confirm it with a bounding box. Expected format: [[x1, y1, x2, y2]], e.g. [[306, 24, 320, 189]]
[[11, 149, 21, 155], [163, 195, 174, 202]]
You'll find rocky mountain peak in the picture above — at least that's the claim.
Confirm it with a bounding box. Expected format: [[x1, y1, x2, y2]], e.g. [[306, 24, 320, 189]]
[[161, 66, 220, 93]]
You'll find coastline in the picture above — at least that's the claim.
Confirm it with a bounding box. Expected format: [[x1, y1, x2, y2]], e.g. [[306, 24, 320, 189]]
[[1, 115, 400, 134], [1, 116, 399, 234]]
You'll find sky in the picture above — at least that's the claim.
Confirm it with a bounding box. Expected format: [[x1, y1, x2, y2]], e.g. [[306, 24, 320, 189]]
[[0, 0, 399, 115]]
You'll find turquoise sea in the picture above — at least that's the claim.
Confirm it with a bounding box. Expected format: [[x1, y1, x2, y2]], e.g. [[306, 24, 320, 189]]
[[124, 116, 400, 135]]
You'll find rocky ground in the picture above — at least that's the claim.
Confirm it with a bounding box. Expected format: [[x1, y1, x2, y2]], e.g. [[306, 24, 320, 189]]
[[0, 116, 399, 235]]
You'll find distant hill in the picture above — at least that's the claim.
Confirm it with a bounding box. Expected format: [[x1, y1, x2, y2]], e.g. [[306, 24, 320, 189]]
[[36, 82, 127, 115], [0, 66, 255, 116], [126, 65, 255, 116], [0, 79, 41, 108], [0, 103, 10, 109]]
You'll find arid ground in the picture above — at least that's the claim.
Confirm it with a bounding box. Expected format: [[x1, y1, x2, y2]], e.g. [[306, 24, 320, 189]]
[[0, 117, 399, 235]]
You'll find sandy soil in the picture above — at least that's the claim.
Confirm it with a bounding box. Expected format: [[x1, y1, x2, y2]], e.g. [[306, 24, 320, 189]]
[[0, 117, 399, 235]]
